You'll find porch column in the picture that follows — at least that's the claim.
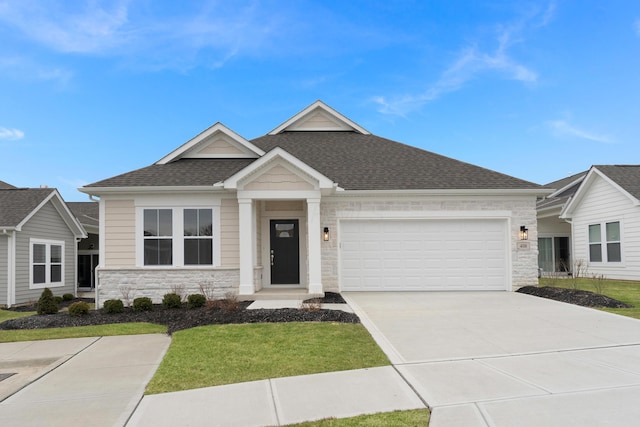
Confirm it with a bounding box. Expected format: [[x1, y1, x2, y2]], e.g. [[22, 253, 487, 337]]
[[307, 198, 322, 294], [238, 198, 255, 295]]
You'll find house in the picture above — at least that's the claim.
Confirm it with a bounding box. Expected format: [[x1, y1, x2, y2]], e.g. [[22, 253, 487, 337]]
[[80, 101, 545, 306], [536, 171, 587, 274], [67, 202, 100, 291], [552, 165, 640, 280], [0, 182, 86, 307]]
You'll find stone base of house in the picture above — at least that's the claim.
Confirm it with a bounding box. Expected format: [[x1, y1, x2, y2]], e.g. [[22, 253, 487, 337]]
[[96, 268, 241, 307]]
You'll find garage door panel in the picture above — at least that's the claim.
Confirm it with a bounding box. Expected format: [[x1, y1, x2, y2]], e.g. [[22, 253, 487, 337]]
[[340, 219, 507, 291]]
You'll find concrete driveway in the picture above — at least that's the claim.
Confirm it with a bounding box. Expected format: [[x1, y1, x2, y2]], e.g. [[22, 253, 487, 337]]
[[344, 291, 640, 427]]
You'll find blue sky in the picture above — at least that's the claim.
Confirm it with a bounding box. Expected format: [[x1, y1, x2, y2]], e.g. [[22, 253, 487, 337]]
[[1, 1, 638, 202]]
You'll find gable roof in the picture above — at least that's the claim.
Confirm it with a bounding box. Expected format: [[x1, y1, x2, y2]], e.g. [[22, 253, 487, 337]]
[[82, 101, 543, 194], [67, 202, 99, 229], [0, 180, 17, 189], [0, 188, 86, 237], [536, 171, 587, 214], [560, 165, 640, 218]]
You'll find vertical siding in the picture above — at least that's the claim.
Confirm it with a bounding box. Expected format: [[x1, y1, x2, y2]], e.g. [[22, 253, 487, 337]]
[[571, 176, 640, 280], [0, 235, 7, 304], [15, 202, 76, 304], [104, 199, 135, 267], [221, 198, 239, 266]]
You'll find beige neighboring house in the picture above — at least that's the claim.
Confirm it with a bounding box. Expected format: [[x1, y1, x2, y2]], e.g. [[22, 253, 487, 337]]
[[80, 101, 546, 306], [0, 181, 86, 307], [538, 165, 640, 280]]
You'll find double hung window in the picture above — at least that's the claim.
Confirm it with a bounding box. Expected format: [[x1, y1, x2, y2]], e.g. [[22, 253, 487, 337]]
[[588, 221, 621, 263], [31, 239, 64, 288]]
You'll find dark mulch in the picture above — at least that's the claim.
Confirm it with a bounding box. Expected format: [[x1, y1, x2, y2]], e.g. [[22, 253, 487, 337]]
[[517, 286, 632, 309], [304, 292, 346, 304], [1, 293, 359, 335]]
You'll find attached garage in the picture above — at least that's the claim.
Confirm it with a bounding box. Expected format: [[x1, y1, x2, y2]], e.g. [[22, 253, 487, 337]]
[[340, 219, 509, 291]]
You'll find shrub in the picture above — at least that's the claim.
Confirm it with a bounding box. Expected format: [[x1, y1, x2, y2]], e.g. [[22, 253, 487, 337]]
[[62, 293, 74, 301], [54, 296, 63, 305], [162, 293, 182, 309], [133, 297, 153, 312], [37, 288, 59, 315], [103, 299, 124, 314], [187, 294, 206, 309], [207, 292, 240, 312], [68, 301, 90, 317]]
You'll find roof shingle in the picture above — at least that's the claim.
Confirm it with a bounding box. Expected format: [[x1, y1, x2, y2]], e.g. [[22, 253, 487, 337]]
[[0, 188, 55, 227]]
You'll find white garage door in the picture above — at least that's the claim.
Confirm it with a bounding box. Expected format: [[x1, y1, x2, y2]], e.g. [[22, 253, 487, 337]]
[[340, 219, 508, 291]]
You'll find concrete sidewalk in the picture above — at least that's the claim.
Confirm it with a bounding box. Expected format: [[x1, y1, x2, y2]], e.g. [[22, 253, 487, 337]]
[[0, 334, 170, 427]]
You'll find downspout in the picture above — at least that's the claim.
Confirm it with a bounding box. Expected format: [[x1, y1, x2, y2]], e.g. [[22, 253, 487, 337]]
[[5, 230, 16, 307]]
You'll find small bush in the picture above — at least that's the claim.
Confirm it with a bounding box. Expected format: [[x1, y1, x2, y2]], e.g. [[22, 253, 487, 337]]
[[162, 293, 182, 309], [54, 296, 63, 305], [187, 294, 207, 309], [103, 299, 124, 314], [37, 288, 59, 315], [133, 297, 153, 312], [207, 293, 240, 312], [68, 301, 90, 317], [62, 293, 74, 301]]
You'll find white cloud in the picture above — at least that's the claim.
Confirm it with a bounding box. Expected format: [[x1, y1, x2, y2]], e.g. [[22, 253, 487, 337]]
[[546, 120, 613, 144], [0, 126, 24, 140]]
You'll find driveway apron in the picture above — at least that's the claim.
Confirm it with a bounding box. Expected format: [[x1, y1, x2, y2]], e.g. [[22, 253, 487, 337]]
[[344, 291, 640, 427]]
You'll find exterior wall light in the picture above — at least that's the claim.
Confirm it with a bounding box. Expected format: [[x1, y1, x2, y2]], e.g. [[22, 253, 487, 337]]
[[519, 226, 529, 241], [323, 227, 330, 241]]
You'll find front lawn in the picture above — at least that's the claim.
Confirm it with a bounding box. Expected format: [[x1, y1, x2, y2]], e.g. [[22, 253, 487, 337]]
[[0, 309, 36, 323], [0, 322, 167, 343], [146, 322, 389, 394], [539, 277, 640, 319], [287, 409, 430, 426]]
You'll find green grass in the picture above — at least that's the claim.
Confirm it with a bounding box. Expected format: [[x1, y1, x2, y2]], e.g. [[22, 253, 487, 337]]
[[539, 277, 640, 319], [0, 309, 36, 322], [146, 322, 389, 394], [286, 409, 430, 426], [0, 322, 167, 343]]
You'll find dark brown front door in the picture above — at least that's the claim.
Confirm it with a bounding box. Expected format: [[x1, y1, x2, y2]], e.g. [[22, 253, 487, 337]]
[[270, 219, 300, 284]]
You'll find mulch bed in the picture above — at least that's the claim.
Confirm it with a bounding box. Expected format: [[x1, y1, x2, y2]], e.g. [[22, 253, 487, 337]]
[[0, 293, 358, 334], [517, 286, 632, 308]]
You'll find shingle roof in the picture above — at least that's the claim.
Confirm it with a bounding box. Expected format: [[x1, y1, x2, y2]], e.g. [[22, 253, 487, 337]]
[[0, 180, 17, 189], [251, 132, 540, 190], [85, 158, 255, 188], [542, 171, 587, 191], [67, 202, 99, 228], [595, 165, 640, 200], [0, 188, 55, 227]]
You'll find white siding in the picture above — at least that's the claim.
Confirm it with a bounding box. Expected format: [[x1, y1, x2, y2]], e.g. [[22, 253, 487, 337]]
[[0, 235, 7, 304], [570, 176, 640, 280]]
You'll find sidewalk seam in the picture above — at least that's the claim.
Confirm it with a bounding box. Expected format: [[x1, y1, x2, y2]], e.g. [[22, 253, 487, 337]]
[[268, 379, 282, 426], [392, 364, 431, 410]]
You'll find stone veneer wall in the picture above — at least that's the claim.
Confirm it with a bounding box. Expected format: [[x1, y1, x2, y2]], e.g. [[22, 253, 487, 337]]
[[319, 196, 538, 292], [96, 268, 240, 307]]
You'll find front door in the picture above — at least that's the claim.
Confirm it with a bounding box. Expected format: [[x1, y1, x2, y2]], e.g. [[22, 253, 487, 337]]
[[270, 219, 300, 284]]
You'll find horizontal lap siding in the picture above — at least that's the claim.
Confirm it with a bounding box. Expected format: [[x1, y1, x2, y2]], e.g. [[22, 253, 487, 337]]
[[221, 198, 239, 267], [15, 202, 76, 304], [571, 176, 640, 280], [104, 199, 135, 267]]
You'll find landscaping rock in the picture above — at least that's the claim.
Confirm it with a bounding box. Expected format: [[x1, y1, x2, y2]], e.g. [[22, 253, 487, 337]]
[[517, 286, 632, 308]]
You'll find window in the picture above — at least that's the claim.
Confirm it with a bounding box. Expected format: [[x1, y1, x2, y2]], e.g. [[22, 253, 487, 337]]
[[184, 209, 213, 265], [139, 207, 217, 267], [30, 239, 64, 288], [588, 221, 621, 263], [144, 209, 173, 265]]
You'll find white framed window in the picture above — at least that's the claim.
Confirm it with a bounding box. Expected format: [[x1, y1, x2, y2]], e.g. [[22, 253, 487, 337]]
[[30, 239, 65, 288], [588, 221, 622, 263], [137, 206, 219, 267]]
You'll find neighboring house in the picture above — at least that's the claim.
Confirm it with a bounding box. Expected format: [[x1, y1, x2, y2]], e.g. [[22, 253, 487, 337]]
[[536, 171, 587, 274], [67, 202, 100, 291], [80, 101, 545, 306], [0, 183, 86, 307]]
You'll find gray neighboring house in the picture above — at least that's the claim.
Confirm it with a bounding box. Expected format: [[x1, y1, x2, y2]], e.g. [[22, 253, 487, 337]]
[[80, 101, 546, 306], [0, 182, 86, 307], [67, 202, 100, 291], [537, 165, 640, 280]]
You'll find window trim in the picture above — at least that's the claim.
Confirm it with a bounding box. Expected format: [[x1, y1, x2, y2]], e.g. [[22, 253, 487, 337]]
[[588, 220, 623, 265], [29, 238, 65, 289], [136, 206, 220, 268]]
